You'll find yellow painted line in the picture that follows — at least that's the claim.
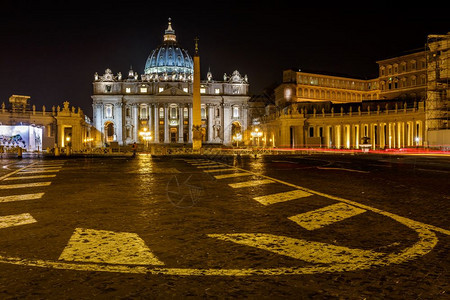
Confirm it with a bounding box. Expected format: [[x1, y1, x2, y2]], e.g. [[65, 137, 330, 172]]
[[26, 166, 61, 170], [0, 182, 51, 189], [203, 168, 236, 173], [19, 169, 60, 174], [229, 179, 274, 189], [0, 213, 37, 229], [289, 202, 366, 230], [208, 233, 384, 265], [214, 173, 252, 179], [150, 168, 180, 173], [217, 162, 450, 237], [190, 162, 218, 166], [0, 162, 39, 181], [253, 189, 312, 206], [0, 217, 438, 275], [4, 175, 56, 181], [0, 193, 45, 203], [59, 228, 164, 265], [196, 165, 224, 169]]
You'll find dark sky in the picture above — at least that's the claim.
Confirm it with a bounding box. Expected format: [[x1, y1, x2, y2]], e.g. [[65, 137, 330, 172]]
[[0, 1, 448, 117]]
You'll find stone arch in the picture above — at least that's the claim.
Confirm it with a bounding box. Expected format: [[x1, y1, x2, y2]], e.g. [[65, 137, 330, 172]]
[[104, 121, 115, 142]]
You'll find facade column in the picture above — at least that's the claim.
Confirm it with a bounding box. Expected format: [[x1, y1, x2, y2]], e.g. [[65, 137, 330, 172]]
[[114, 102, 123, 145], [164, 104, 169, 143], [188, 104, 193, 143], [178, 105, 184, 143], [207, 104, 214, 142], [132, 104, 139, 142], [153, 104, 159, 143], [223, 104, 231, 145]]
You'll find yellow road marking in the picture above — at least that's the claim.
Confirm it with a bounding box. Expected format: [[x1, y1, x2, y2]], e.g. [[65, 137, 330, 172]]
[[0, 158, 444, 276], [229, 179, 274, 188], [215, 161, 450, 236], [19, 169, 60, 174], [191, 162, 218, 166], [59, 228, 164, 265], [150, 168, 180, 173], [203, 168, 236, 173], [20, 169, 60, 174], [253, 190, 312, 205], [0, 193, 45, 203], [196, 165, 224, 168], [0, 162, 40, 181], [0, 182, 51, 189], [0, 213, 37, 229], [27, 166, 61, 169], [289, 202, 366, 230], [4, 175, 56, 181], [214, 173, 252, 179], [208, 233, 384, 264]]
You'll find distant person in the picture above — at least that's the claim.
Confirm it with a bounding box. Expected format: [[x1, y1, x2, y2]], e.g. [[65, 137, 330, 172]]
[[131, 142, 137, 157]]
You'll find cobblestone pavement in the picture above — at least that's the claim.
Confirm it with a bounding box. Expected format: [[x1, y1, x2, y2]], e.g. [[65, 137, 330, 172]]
[[0, 154, 448, 299]]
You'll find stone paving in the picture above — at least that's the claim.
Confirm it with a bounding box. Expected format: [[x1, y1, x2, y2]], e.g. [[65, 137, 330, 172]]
[[0, 154, 448, 298]]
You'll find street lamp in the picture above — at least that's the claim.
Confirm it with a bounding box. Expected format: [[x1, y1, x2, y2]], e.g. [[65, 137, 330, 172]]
[[251, 128, 263, 147], [139, 127, 152, 149], [233, 133, 242, 147]]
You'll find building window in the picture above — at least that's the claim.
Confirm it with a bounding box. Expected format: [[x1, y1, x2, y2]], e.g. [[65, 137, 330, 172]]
[[140, 87, 147, 93], [158, 87, 164, 93], [126, 107, 131, 117], [201, 105, 206, 119], [232, 106, 239, 118], [200, 88, 206, 94], [105, 104, 113, 118], [105, 85, 112, 93], [170, 106, 177, 119], [309, 127, 314, 137], [140, 106, 147, 119], [183, 88, 188, 93], [159, 107, 164, 118], [183, 107, 188, 118], [214, 88, 220, 94], [126, 88, 131, 93]]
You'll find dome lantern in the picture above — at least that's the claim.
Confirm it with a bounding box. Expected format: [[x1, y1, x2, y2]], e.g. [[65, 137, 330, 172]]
[[164, 18, 176, 42], [144, 19, 194, 82]]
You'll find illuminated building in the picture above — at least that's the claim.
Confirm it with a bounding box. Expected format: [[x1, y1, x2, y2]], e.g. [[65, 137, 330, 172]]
[[0, 95, 92, 152], [260, 33, 449, 149], [92, 19, 250, 146]]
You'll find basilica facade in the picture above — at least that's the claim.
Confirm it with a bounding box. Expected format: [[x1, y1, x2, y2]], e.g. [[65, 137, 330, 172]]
[[92, 20, 250, 147]]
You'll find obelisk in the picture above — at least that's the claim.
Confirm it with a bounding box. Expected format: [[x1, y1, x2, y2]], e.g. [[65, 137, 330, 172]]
[[192, 37, 202, 151]]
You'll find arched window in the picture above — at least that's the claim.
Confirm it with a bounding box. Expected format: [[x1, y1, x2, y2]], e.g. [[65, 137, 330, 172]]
[[170, 105, 178, 119]]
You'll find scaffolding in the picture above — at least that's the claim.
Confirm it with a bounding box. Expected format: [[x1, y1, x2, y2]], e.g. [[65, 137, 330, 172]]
[[426, 33, 450, 132]]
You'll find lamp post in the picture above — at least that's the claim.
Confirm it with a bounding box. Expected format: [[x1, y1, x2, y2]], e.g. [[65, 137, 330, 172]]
[[251, 127, 263, 147], [139, 127, 152, 150], [233, 133, 242, 148]]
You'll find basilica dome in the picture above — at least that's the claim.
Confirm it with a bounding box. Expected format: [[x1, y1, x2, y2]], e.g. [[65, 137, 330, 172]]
[[144, 19, 194, 81]]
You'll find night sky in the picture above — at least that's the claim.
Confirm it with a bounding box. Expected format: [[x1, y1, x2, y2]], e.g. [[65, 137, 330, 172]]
[[1, 1, 448, 117]]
